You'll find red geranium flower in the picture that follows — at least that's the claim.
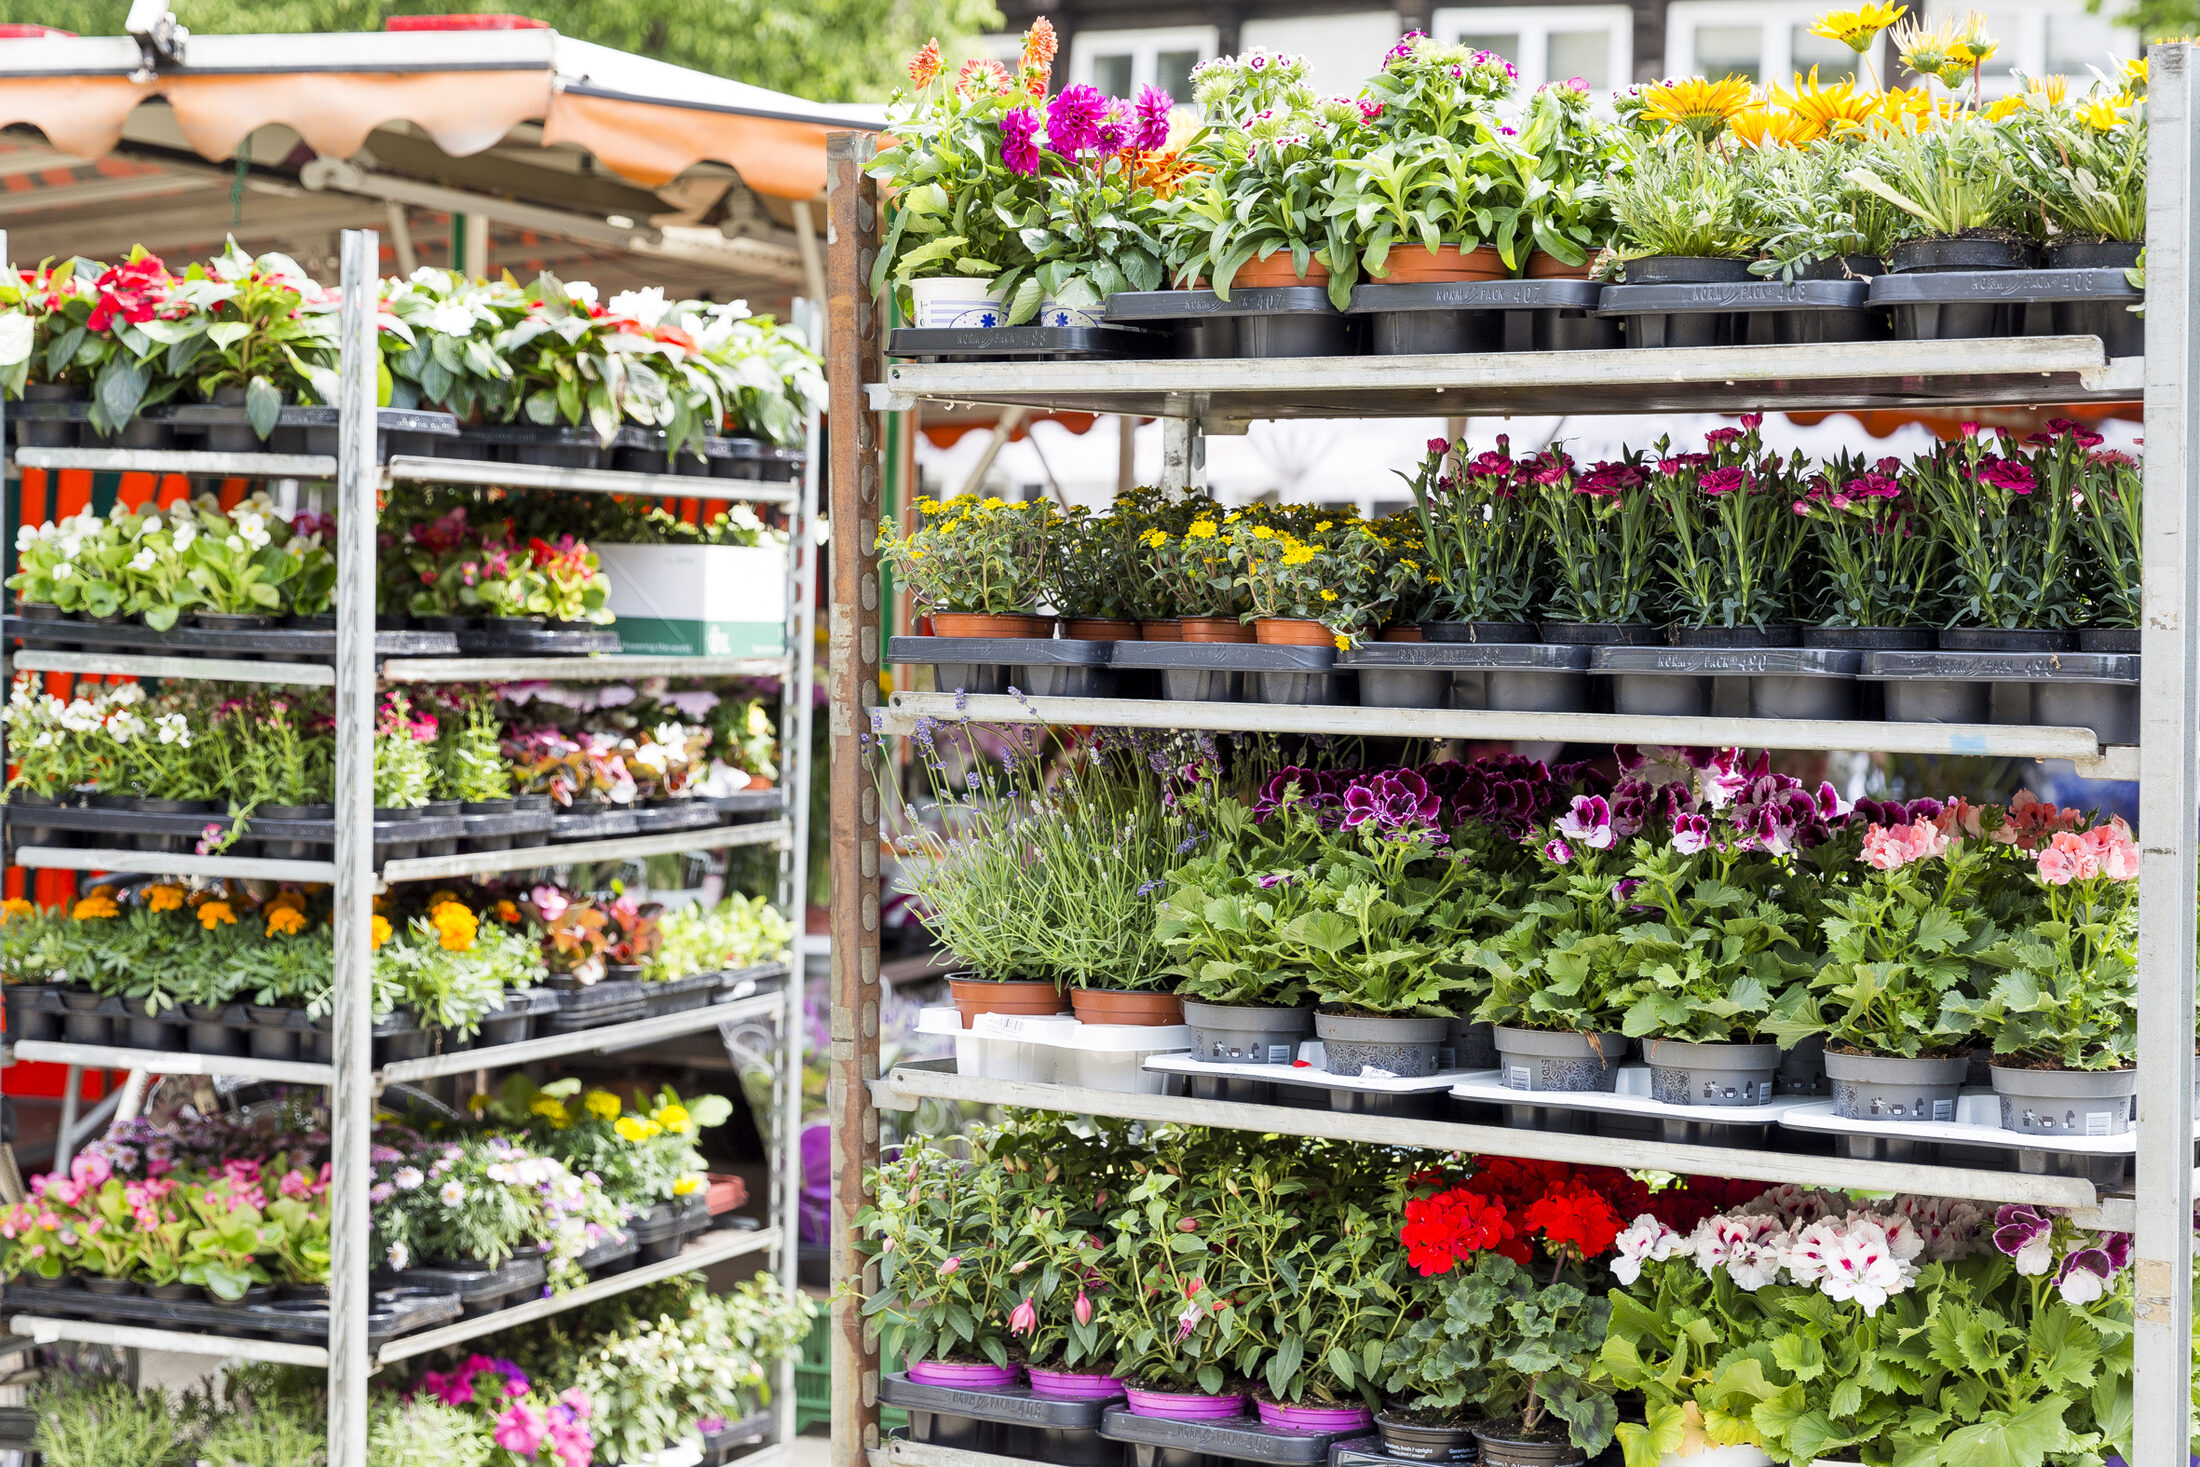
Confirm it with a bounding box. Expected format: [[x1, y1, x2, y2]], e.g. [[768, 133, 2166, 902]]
[[1522, 1179, 1623, 1261], [1400, 1186, 1513, 1276]]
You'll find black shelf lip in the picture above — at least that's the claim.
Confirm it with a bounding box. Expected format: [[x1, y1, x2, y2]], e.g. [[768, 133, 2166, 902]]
[[1858, 649, 2141, 683], [1104, 286, 1340, 321], [0, 1276, 460, 1348], [1345, 279, 1603, 313], [1590, 646, 1862, 677], [878, 1373, 1119, 1426], [1096, 1405, 1368, 1462], [1867, 268, 2142, 304], [4, 614, 459, 659], [887, 635, 1108, 667], [1595, 279, 1868, 314], [1111, 641, 1335, 671], [888, 325, 1163, 361], [1336, 642, 1589, 670], [1, 800, 466, 846], [451, 625, 623, 657]]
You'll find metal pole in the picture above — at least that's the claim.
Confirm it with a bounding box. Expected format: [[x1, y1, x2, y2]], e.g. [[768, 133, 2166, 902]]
[[327, 226, 381, 1467], [51, 1065, 79, 1175], [2135, 39, 2198, 1467], [825, 130, 883, 1467], [1161, 417, 1205, 493]]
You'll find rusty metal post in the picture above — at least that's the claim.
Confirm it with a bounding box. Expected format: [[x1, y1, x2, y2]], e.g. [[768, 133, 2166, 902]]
[[826, 130, 883, 1467]]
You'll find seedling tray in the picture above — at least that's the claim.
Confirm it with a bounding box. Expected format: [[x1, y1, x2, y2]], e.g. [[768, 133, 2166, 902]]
[[2, 1279, 461, 1345], [1101, 1406, 1373, 1464], [1866, 267, 2141, 346], [549, 807, 640, 840], [644, 969, 733, 1016], [3, 613, 457, 661], [453, 624, 622, 656], [390, 1254, 548, 1315], [889, 325, 1164, 361], [1112, 643, 1334, 672], [17, 403, 459, 463], [1596, 280, 1867, 316], [1453, 1067, 1820, 1120], [1777, 1092, 2168, 1186], [1106, 288, 1358, 359], [457, 805, 557, 852], [579, 1230, 640, 1277], [721, 961, 791, 999], [1856, 650, 2138, 683]]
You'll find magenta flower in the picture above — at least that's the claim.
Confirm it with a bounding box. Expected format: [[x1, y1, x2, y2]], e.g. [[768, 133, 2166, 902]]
[[1977, 457, 2036, 494], [1992, 1204, 2055, 1275], [1074, 1290, 1093, 1325], [1555, 794, 1616, 850], [1047, 83, 1107, 154], [1578, 461, 1644, 497], [1699, 466, 1752, 495], [494, 1401, 547, 1456], [1340, 769, 1442, 834], [1703, 427, 1742, 449], [1135, 84, 1173, 149], [1093, 100, 1134, 153], [1670, 812, 1714, 854], [1009, 1298, 1038, 1335], [1543, 835, 1574, 864], [1000, 108, 1044, 177], [1427, 436, 1451, 454]]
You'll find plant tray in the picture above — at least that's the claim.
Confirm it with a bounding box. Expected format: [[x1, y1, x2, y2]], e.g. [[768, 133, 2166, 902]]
[[452, 624, 623, 656], [0, 1279, 462, 1345], [1594, 279, 1868, 316], [644, 969, 732, 1016], [1776, 1094, 2167, 1186], [1099, 1405, 1373, 1464], [1111, 643, 1336, 672], [880, 1374, 1121, 1426], [1346, 279, 1605, 314], [543, 978, 650, 1034], [1451, 1068, 1823, 1133], [3, 613, 458, 661], [17, 402, 460, 463], [708, 789, 787, 821], [1856, 650, 2138, 684], [577, 1229, 639, 1277], [889, 325, 1165, 361], [1590, 647, 1861, 678], [389, 1254, 549, 1314], [887, 635, 1109, 668], [698, 1409, 774, 1466], [457, 805, 557, 851], [0, 800, 464, 861], [1336, 643, 1590, 671], [720, 960, 791, 999], [1107, 286, 1343, 322], [1865, 267, 2141, 307], [551, 807, 641, 840], [631, 801, 726, 834], [1148, 1052, 1475, 1118], [1105, 288, 1358, 359]]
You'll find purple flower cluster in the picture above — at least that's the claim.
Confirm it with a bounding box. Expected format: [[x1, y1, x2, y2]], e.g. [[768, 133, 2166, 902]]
[[1340, 769, 1443, 834], [1992, 1204, 2133, 1305], [1000, 108, 1044, 176], [1537, 746, 1849, 864]]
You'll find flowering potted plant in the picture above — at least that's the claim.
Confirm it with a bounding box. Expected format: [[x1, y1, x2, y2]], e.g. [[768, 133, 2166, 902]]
[[1526, 450, 1661, 646], [374, 693, 439, 813], [1003, 81, 1175, 327], [1791, 449, 1943, 644], [1407, 435, 1544, 642], [180, 494, 299, 627], [878, 494, 1054, 637], [1229, 519, 1362, 651], [1144, 510, 1251, 643], [1955, 817, 2139, 1137], [1508, 80, 1627, 278], [1048, 504, 1138, 638], [1605, 119, 1765, 290], [1909, 425, 2085, 643], [1647, 419, 1809, 644], [2065, 427, 2140, 647]]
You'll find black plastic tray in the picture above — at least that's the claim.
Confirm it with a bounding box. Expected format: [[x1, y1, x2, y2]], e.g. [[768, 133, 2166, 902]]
[[1113, 642, 1335, 672], [1590, 647, 1861, 677], [1596, 279, 1867, 315], [1, 800, 464, 859], [577, 1230, 639, 1276], [1857, 650, 2138, 683], [645, 969, 734, 1016], [1866, 267, 2140, 306], [1337, 643, 1590, 671], [880, 1374, 1120, 1425], [14, 403, 459, 464], [391, 1254, 547, 1315], [631, 801, 726, 834], [709, 789, 788, 821], [1106, 288, 1357, 359], [887, 635, 1109, 667], [1100, 1405, 1371, 1464], [551, 807, 641, 841], [1346, 280, 1604, 314], [1, 1278, 461, 1344], [4, 613, 458, 660], [1107, 286, 1334, 321], [1867, 267, 2141, 346], [1344, 280, 1613, 353], [452, 624, 622, 656], [889, 326, 1163, 361]]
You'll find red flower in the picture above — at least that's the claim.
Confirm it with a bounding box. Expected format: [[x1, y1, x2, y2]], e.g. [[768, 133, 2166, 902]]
[[85, 254, 173, 333], [1400, 1185, 1514, 1275], [1522, 1179, 1623, 1261]]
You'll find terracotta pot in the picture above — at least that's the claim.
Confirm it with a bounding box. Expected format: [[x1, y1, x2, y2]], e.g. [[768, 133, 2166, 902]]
[[932, 611, 1052, 638], [1064, 617, 1139, 641], [1381, 625, 1426, 643], [949, 977, 1069, 1022], [1181, 616, 1254, 643], [1255, 617, 1336, 646], [1070, 988, 1185, 1027], [1525, 250, 1593, 280], [1140, 619, 1185, 642], [1370, 244, 1506, 283], [1235, 253, 1330, 289]]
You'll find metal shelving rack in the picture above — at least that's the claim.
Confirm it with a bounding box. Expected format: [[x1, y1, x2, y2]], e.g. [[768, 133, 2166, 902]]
[[0, 228, 821, 1467], [823, 48, 2200, 1467]]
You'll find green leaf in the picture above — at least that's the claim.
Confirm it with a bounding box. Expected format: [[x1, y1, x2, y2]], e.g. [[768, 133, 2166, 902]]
[[244, 376, 283, 440]]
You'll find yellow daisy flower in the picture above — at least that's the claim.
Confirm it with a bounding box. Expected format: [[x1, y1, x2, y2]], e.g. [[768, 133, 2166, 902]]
[[1639, 75, 1757, 139], [1808, 1, 1906, 51]]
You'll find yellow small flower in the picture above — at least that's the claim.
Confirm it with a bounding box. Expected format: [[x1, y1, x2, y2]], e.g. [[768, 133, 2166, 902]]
[[1141, 528, 1169, 549], [466, 1092, 490, 1112], [654, 1103, 691, 1131], [197, 900, 235, 930], [983, 496, 1006, 509], [531, 1095, 572, 1128], [2123, 56, 2148, 88], [371, 914, 392, 950], [585, 1091, 622, 1121], [145, 884, 184, 914], [1187, 520, 1217, 540], [615, 1115, 663, 1142], [1314, 521, 1332, 532], [266, 905, 309, 938], [2076, 96, 2126, 131], [1319, 589, 1338, 602], [1332, 633, 1350, 651], [672, 1174, 703, 1197], [0, 897, 35, 924]]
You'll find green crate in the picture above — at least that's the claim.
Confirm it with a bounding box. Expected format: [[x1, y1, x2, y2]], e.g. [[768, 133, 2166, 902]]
[[794, 1310, 906, 1434]]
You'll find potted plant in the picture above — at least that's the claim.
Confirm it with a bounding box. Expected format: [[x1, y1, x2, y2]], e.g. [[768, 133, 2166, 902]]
[[1004, 1115, 1138, 1398], [181, 495, 299, 628], [1509, 81, 1626, 279], [1764, 810, 1998, 1124], [1230, 519, 1364, 651], [869, 26, 1058, 327], [171, 239, 342, 444], [1953, 818, 2139, 1136], [878, 494, 1054, 638], [1250, 1185, 1402, 1431], [1049, 505, 1139, 640], [1792, 449, 1943, 649], [1845, 110, 2036, 280], [1007, 81, 1173, 327], [1748, 122, 1903, 294], [1527, 450, 1662, 646], [1607, 116, 1764, 286], [109, 504, 205, 632], [1648, 419, 1809, 645], [1146, 510, 1250, 643], [1407, 435, 1543, 642], [2070, 432, 2140, 651], [374, 693, 439, 814], [1997, 78, 2145, 349], [1909, 425, 2085, 646]]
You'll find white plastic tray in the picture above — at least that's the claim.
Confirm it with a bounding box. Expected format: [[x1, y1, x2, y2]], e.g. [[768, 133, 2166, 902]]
[[1449, 1065, 1823, 1122], [1146, 1050, 1476, 1093], [1778, 1091, 2145, 1155], [915, 1008, 1195, 1093]]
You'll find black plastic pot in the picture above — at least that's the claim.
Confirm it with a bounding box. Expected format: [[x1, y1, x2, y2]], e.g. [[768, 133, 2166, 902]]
[[61, 990, 113, 1045], [1104, 287, 1354, 359], [1803, 625, 1934, 651], [182, 1002, 246, 1056], [3, 986, 60, 1043], [254, 801, 335, 861], [1888, 235, 2039, 272], [1604, 259, 1755, 348], [246, 1004, 300, 1061], [80, 1276, 138, 1296], [16, 382, 86, 448], [1624, 256, 1754, 284], [1422, 620, 1536, 643], [90, 417, 172, 451], [134, 796, 222, 853], [1675, 625, 1802, 648], [1472, 1422, 1586, 1467], [201, 386, 267, 453], [1937, 627, 2076, 652], [1539, 622, 1659, 647], [123, 1012, 182, 1051], [415, 614, 476, 633], [191, 611, 274, 632], [2080, 627, 2142, 653]]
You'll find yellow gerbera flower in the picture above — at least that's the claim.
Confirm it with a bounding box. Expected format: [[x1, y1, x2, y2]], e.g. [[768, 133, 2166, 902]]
[[1809, 1, 1906, 51], [1729, 105, 1818, 147], [1772, 68, 1880, 139], [585, 1091, 622, 1121], [1639, 75, 1757, 138], [2076, 95, 2127, 130]]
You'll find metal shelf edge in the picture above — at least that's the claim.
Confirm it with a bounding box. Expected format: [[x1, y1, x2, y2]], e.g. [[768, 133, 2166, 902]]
[[872, 1065, 2105, 1215], [378, 990, 787, 1083], [370, 1228, 777, 1365], [878, 692, 2106, 763], [7, 1311, 329, 1366], [381, 454, 799, 505], [379, 654, 794, 683], [378, 818, 790, 882], [10, 449, 339, 477], [12, 1040, 333, 1084], [10, 650, 337, 686], [12, 846, 339, 881]]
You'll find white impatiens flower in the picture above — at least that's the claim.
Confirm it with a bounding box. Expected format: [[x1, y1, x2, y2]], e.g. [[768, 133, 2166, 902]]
[[423, 301, 480, 337], [1817, 1218, 1915, 1316], [1611, 1214, 1689, 1285]]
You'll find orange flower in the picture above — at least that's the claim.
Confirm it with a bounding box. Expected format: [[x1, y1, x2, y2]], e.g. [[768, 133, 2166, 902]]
[[908, 38, 942, 89], [1133, 148, 1207, 199], [494, 899, 522, 924], [267, 889, 307, 914], [429, 900, 478, 954], [145, 883, 184, 913], [197, 901, 236, 930], [1019, 17, 1057, 94], [370, 914, 392, 950], [266, 905, 308, 938], [0, 897, 35, 924], [72, 895, 119, 921], [1728, 106, 1817, 148]]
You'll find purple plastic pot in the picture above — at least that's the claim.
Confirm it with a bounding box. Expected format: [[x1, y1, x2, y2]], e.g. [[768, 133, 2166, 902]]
[[1123, 1386, 1249, 1420], [1027, 1368, 1126, 1400], [906, 1360, 1022, 1390], [1257, 1400, 1376, 1433]]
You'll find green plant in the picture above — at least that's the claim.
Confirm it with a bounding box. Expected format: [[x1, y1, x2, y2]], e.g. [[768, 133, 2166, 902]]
[[1609, 132, 1763, 260], [1406, 435, 1544, 624], [181, 494, 301, 615], [368, 1397, 492, 1467], [196, 1398, 329, 1467], [1528, 450, 1660, 626], [32, 1377, 193, 1467], [2068, 431, 2142, 630], [1608, 839, 1812, 1045], [1472, 840, 1634, 1035], [856, 1128, 1032, 1369], [1747, 129, 1907, 282], [645, 893, 792, 982], [440, 691, 513, 803], [1996, 85, 2146, 243], [8, 508, 131, 617], [375, 908, 538, 1036], [375, 693, 439, 808], [878, 493, 1053, 616], [1844, 114, 2023, 241], [1909, 425, 2086, 630], [1650, 422, 1810, 630], [1437, 1250, 1615, 1449], [1229, 520, 1359, 642], [1509, 80, 1626, 268], [182, 1171, 287, 1299], [1047, 505, 1134, 621], [1793, 449, 1945, 628]]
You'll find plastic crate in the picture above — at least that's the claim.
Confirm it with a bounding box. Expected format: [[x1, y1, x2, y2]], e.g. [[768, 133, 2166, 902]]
[[795, 1310, 907, 1434]]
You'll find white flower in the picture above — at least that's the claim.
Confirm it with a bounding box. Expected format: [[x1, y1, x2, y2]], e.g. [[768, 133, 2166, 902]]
[[1784, 1218, 1845, 1287], [1878, 1211, 1925, 1264], [608, 287, 670, 325], [173, 522, 196, 551], [1817, 1220, 1915, 1316], [486, 1163, 516, 1184], [225, 534, 244, 551], [1727, 1230, 1790, 1292], [567, 281, 599, 309], [387, 1241, 410, 1270], [51, 562, 71, 580], [423, 301, 478, 336], [2011, 1229, 2055, 1277], [439, 1180, 466, 1206], [128, 548, 156, 572], [1612, 1214, 1688, 1286], [141, 514, 161, 534], [393, 1166, 423, 1191], [14, 524, 33, 551], [2058, 1265, 2108, 1305]]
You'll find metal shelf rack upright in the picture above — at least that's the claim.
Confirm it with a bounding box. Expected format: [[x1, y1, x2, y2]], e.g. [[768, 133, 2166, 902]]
[[0, 228, 820, 1467], [823, 42, 2200, 1467]]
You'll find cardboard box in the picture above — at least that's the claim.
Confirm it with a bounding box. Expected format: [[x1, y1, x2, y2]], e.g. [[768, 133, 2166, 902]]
[[596, 542, 788, 658]]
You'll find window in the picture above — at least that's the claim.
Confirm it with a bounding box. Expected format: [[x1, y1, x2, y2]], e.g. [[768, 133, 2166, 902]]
[[1239, 12, 1406, 96], [1066, 25, 1219, 103], [1430, 6, 1634, 93], [1666, 1, 1887, 87], [1969, 1, 2137, 93]]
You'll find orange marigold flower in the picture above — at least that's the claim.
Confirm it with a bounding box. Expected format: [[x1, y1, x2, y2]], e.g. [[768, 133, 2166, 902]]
[[494, 899, 521, 924], [0, 898, 35, 924], [71, 895, 119, 921], [908, 38, 942, 88], [266, 905, 309, 938], [145, 884, 185, 913], [197, 901, 236, 930], [370, 914, 393, 950]]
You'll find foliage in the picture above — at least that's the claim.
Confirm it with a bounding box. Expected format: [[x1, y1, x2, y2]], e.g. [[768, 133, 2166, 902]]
[[878, 493, 1053, 616], [1609, 132, 1764, 261], [1648, 418, 1811, 629], [645, 893, 792, 982], [1909, 423, 2088, 630], [1405, 433, 1544, 624], [1792, 448, 1946, 628], [1526, 448, 1660, 627]]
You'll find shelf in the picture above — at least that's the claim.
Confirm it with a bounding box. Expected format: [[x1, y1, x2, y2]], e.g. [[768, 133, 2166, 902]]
[[378, 817, 789, 882], [7, 1310, 331, 1367], [10, 989, 788, 1089], [11, 846, 337, 881], [11, 447, 340, 478], [371, 1226, 778, 1366], [870, 1445, 1050, 1467], [877, 692, 2121, 771], [873, 338, 2142, 420], [382, 454, 800, 505], [379, 654, 792, 683], [11, 648, 336, 686], [870, 1062, 2130, 1231]]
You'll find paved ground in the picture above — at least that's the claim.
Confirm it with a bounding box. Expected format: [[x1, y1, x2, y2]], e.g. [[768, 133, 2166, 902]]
[[793, 1433, 832, 1465]]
